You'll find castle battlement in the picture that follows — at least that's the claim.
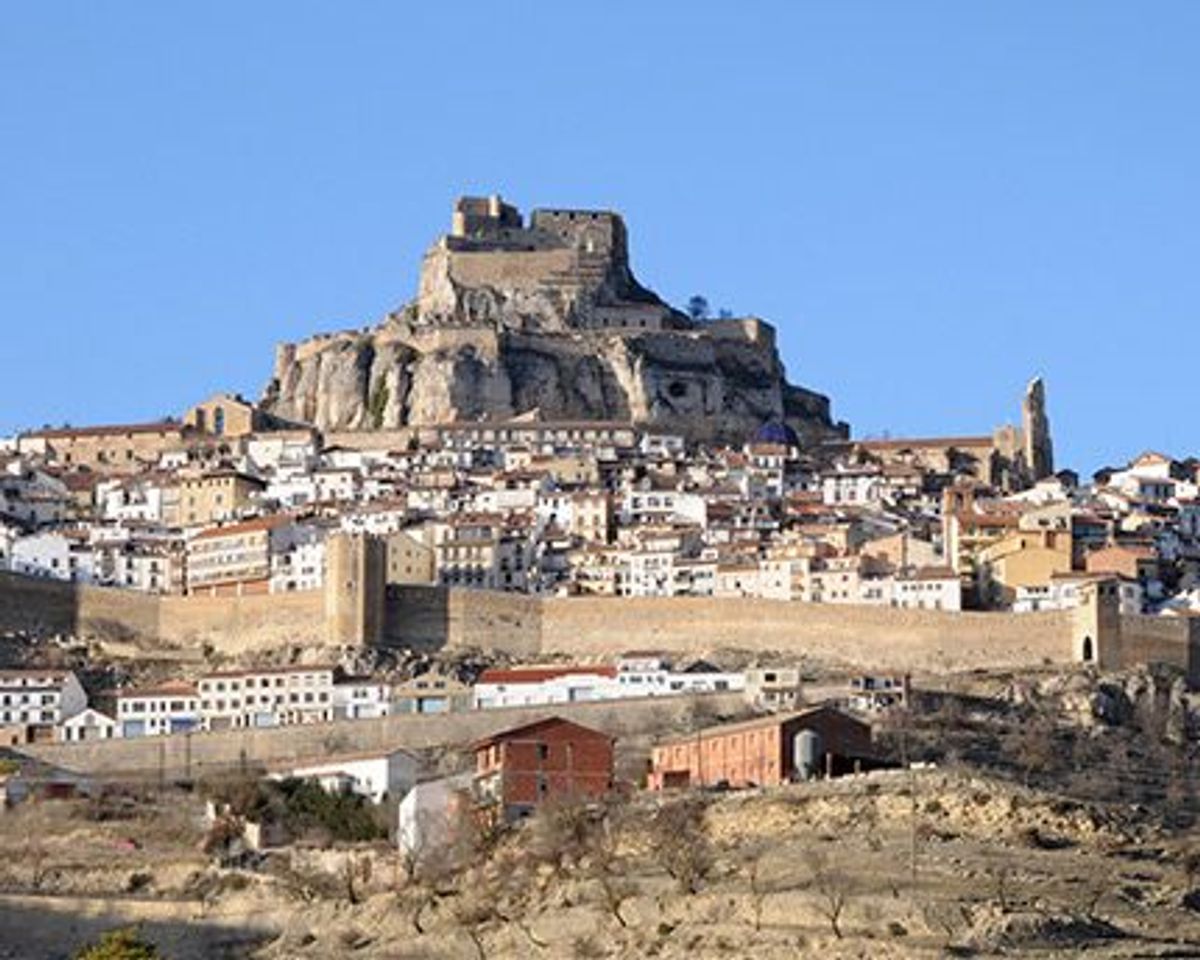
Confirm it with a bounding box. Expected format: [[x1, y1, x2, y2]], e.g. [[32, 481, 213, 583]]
[[418, 195, 666, 333]]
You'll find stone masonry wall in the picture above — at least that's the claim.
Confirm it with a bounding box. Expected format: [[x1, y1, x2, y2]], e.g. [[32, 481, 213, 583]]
[[26, 691, 744, 779], [540, 596, 1076, 672], [0, 573, 161, 646], [158, 590, 326, 654], [1117, 614, 1200, 686]]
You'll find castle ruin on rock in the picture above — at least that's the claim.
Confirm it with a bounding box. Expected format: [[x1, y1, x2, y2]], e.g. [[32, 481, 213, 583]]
[[262, 195, 848, 445]]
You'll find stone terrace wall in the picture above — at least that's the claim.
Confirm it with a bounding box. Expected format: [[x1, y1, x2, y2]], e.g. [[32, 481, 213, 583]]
[[539, 596, 1076, 672], [26, 691, 743, 779]]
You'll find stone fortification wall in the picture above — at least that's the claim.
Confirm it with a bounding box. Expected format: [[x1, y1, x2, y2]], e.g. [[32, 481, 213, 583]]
[[445, 248, 578, 292], [0, 574, 324, 657], [10, 575, 1194, 685], [705, 317, 775, 349], [1118, 614, 1200, 685], [0, 573, 160, 646], [1, 573, 1075, 672], [323, 428, 417, 450], [399, 325, 502, 357], [26, 691, 743, 779], [158, 590, 326, 654], [540, 596, 1076, 672], [382, 586, 1076, 673], [384, 585, 541, 655]]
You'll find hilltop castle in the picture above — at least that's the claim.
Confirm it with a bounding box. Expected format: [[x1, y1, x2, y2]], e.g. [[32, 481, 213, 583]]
[[414, 195, 677, 333], [262, 194, 846, 445]]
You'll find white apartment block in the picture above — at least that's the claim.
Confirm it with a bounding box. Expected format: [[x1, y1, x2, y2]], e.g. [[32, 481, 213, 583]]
[[270, 532, 326, 593], [116, 681, 201, 737], [197, 666, 335, 731]]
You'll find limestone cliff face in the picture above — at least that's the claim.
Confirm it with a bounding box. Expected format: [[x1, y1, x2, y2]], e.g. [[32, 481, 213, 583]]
[[261, 196, 847, 445]]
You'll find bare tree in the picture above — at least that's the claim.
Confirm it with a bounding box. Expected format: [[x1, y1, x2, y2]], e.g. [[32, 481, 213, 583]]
[[921, 898, 970, 948], [806, 849, 853, 939], [646, 796, 712, 894]]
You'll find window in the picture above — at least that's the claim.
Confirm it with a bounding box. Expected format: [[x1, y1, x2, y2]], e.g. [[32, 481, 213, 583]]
[[537, 743, 549, 760]]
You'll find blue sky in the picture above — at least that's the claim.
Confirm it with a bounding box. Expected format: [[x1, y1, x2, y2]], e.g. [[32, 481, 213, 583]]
[[2, 3, 1198, 472]]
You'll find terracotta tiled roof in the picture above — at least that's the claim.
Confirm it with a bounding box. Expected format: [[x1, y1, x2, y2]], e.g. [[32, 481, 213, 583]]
[[117, 680, 198, 699], [25, 422, 186, 439], [477, 666, 617, 684], [191, 515, 290, 542]]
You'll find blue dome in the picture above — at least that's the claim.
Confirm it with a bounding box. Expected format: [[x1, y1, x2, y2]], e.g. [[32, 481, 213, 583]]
[[753, 421, 799, 446]]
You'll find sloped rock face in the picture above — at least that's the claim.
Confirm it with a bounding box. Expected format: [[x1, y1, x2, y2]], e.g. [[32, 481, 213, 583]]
[[261, 200, 847, 445], [264, 322, 846, 445]]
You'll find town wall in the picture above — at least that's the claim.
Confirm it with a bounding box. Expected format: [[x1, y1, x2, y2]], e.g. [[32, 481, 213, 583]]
[[157, 590, 326, 654], [540, 596, 1076, 672], [0, 573, 161, 643], [384, 585, 541, 655], [5, 574, 1197, 683], [25, 691, 744, 779], [1117, 614, 1200, 686]]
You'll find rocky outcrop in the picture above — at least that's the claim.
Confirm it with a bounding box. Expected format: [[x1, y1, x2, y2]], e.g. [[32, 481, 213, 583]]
[[261, 196, 847, 445]]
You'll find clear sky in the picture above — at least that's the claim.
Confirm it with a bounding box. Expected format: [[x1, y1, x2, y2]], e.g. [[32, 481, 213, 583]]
[[2, 3, 1197, 473]]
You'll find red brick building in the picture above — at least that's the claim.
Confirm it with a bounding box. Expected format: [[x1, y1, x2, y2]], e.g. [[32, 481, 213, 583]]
[[648, 705, 873, 791], [472, 717, 614, 820]]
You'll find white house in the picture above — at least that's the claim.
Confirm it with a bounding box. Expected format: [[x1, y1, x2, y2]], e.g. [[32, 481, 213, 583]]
[[332, 678, 392, 721], [0, 669, 87, 731], [472, 666, 620, 710], [820, 464, 883, 507], [9, 530, 96, 583], [58, 708, 118, 743], [891, 567, 962, 611], [116, 681, 201, 737], [0, 465, 72, 528], [275, 748, 419, 804], [1014, 573, 1143, 615], [269, 526, 327, 593]]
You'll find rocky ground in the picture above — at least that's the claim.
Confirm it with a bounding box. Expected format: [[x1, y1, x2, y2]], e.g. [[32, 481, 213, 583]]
[[4, 665, 1200, 959]]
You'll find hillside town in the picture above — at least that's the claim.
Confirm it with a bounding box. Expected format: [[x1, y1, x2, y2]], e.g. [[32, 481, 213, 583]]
[[3, 378, 1200, 619], [4, 201, 1200, 959]]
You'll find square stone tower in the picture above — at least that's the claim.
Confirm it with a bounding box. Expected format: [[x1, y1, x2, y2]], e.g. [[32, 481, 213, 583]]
[[325, 533, 386, 645]]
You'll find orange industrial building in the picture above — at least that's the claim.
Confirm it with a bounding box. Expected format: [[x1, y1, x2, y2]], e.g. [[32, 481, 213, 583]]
[[648, 705, 873, 790]]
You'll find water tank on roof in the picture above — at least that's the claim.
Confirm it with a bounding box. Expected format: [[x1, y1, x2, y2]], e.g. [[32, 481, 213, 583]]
[[793, 729, 822, 782]]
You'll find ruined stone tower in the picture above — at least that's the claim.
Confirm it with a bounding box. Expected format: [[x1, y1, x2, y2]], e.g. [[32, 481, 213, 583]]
[[1022, 377, 1054, 482]]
